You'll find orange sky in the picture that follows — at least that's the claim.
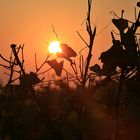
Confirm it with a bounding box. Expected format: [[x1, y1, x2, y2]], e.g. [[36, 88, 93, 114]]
[[0, 0, 138, 83]]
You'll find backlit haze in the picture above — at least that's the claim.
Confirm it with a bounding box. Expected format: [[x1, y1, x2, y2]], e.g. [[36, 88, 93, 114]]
[[0, 0, 138, 83]]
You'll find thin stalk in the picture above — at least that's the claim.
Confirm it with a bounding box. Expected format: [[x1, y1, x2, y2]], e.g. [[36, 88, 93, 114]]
[[114, 69, 125, 140], [36, 54, 51, 74], [82, 0, 96, 87]]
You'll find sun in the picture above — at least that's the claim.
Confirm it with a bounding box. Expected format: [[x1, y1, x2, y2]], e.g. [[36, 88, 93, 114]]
[[48, 41, 62, 54]]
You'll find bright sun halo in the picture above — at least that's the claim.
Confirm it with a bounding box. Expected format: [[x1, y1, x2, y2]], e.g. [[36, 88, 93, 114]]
[[48, 41, 62, 54]]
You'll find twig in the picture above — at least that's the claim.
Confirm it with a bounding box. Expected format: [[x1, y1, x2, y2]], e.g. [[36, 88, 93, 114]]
[[73, 60, 78, 75], [76, 0, 96, 87], [37, 68, 52, 76], [21, 44, 25, 67], [4, 72, 10, 76], [36, 54, 51, 74], [0, 64, 11, 69], [112, 30, 120, 35], [10, 44, 25, 75], [114, 69, 125, 140], [52, 24, 59, 40], [69, 59, 81, 82], [96, 20, 111, 36], [77, 31, 88, 47], [63, 68, 82, 84], [35, 53, 38, 71], [66, 72, 69, 87], [79, 55, 82, 77], [10, 76, 21, 83], [0, 54, 11, 64], [8, 45, 23, 83], [110, 10, 134, 23], [79, 46, 88, 54]]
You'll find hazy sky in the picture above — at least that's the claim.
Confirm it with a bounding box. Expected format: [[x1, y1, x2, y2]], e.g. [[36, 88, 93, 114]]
[[0, 0, 138, 82]]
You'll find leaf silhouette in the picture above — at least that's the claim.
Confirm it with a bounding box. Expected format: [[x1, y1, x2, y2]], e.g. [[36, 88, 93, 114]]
[[90, 64, 101, 74], [47, 59, 64, 76], [112, 18, 128, 31], [60, 43, 77, 58], [98, 39, 126, 76], [137, 2, 140, 7], [20, 72, 40, 86]]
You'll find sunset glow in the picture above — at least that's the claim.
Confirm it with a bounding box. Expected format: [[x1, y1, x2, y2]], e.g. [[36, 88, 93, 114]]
[[48, 41, 62, 54]]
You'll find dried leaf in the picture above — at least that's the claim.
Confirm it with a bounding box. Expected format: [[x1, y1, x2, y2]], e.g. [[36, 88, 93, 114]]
[[47, 59, 64, 76], [60, 43, 77, 58], [137, 2, 140, 7], [112, 18, 128, 31], [90, 64, 101, 74]]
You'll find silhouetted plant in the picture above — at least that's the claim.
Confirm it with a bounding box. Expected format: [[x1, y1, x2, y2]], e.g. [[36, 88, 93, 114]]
[[1, 1, 140, 140], [90, 3, 140, 140], [45, 0, 96, 89]]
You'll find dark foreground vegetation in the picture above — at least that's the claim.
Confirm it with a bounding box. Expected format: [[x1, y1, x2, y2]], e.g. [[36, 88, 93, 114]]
[[0, 1, 140, 140]]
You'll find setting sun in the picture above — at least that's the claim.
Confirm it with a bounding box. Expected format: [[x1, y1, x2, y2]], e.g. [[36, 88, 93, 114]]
[[48, 41, 62, 54]]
